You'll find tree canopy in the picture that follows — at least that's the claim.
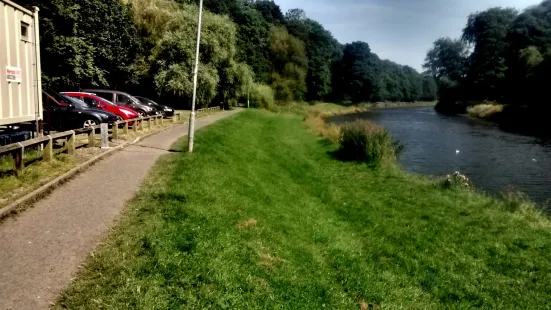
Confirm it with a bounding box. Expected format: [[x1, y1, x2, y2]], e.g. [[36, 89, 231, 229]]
[[426, 0, 551, 112], [20, 0, 434, 108], [18, 0, 142, 89]]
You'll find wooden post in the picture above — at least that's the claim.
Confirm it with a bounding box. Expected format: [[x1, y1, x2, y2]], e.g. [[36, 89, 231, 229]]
[[133, 119, 139, 133], [147, 118, 152, 130], [13, 145, 24, 175], [123, 122, 129, 134], [44, 136, 53, 161], [67, 132, 76, 155], [112, 123, 119, 140], [88, 129, 95, 147], [160, 117, 164, 126], [139, 118, 144, 131], [100, 123, 109, 148]]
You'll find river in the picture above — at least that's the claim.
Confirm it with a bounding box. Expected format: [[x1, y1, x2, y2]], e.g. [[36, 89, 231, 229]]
[[329, 107, 551, 205]]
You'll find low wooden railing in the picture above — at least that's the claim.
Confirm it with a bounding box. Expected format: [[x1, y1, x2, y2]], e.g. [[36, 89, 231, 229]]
[[0, 106, 225, 174], [197, 106, 221, 115], [0, 113, 187, 174]]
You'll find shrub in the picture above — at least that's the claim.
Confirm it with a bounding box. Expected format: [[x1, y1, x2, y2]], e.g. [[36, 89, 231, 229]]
[[442, 171, 471, 189], [467, 102, 504, 119], [250, 83, 275, 109], [338, 120, 395, 165]]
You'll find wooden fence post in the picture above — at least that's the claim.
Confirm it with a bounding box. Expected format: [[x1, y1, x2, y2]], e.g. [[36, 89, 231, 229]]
[[112, 123, 119, 140], [160, 117, 164, 126], [100, 123, 109, 148], [133, 119, 139, 133], [13, 144, 24, 174], [139, 118, 144, 131], [147, 118, 152, 130], [67, 131, 76, 155], [124, 122, 129, 134], [44, 136, 53, 161], [88, 129, 95, 147]]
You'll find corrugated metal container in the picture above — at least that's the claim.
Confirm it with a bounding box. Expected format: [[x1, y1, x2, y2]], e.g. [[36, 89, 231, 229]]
[[0, 0, 42, 127]]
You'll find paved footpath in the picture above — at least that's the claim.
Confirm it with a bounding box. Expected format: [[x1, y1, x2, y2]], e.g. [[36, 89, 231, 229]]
[[0, 109, 242, 309]]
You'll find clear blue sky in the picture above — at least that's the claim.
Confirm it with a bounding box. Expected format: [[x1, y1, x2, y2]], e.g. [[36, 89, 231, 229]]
[[274, 0, 541, 72]]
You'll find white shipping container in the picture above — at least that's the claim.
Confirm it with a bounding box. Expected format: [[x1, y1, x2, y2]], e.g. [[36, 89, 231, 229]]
[[0, 0, 42, 127]]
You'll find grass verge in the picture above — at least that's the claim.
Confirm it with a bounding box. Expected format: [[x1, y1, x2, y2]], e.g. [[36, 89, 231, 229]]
[[57, 110, 551, 309]]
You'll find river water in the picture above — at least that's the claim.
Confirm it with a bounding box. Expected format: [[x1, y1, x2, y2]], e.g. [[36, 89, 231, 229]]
[[329, 107, 551, 205]]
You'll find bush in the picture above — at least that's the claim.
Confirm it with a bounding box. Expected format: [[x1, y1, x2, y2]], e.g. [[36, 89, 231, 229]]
[[467, 102, 504, 119], [250, 83, 275, 109], [442, 171, 471, 189], [338, 120, 395, 165]]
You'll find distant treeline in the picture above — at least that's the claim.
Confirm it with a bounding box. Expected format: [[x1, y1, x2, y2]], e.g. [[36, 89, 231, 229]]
[[424, 0, 551, 113], [17, 0, 436, 108]]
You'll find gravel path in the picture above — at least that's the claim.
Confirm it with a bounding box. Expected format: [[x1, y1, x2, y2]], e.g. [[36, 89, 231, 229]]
[[0, 109, 242, 310]]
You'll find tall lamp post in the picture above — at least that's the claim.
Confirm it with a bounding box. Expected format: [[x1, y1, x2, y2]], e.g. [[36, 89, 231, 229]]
[[188, 0, 204, 153]]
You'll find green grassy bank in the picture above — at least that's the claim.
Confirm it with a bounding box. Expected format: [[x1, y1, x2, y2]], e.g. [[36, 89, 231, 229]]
[[57, 110, 551, 309]]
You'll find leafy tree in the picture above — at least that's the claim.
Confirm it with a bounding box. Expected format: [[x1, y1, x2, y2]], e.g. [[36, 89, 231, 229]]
[[504, 1, 551, 108], [424, 38, 469, 109], [285, 10, 342, 100], [269, 26, 308, 102], [177, 0, 274, 85], [424, 38, 469, 82], [332, 41, 426, 103], [131, 0, 252, 108], [175, 0, 242, 15], [230, 5, 272, 84], [462, 8, 518, 101], [19, 0, 142, 89], [425, 0, 551, 112], [421, 75, 438, 101], [252, 0, 284, 24], [334, 41, 379, 102]]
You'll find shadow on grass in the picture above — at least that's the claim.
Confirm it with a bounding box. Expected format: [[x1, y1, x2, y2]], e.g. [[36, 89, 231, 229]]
[[152, 192, 188, 203], [326, 148, 382, 171], [0, 170, 16, 178]]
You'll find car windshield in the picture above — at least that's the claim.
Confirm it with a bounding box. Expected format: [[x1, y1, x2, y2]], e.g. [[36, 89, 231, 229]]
[[136, 97, 158, 106], [99, 97, 117, 107], [61, 95, 87, 109], [128, 95, 142, 105]]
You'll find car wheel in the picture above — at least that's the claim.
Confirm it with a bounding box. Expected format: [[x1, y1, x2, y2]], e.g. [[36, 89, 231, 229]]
[[83, 119, 98, 128], [137, 110, 146, 117]]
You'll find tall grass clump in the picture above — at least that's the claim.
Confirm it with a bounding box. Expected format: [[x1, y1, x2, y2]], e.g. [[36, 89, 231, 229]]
[[304, 111, 341, 144], [467, 101, 504, 119], [338, 120, 396, 165]]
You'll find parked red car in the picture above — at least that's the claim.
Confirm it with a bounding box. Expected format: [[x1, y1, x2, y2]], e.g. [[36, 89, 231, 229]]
[[62, 92, 139, 121]]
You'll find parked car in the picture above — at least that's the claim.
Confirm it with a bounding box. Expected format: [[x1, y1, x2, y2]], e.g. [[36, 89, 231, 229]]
[[62, 92, 139, 121], [134, 96, 175, 117], [81, 89, 161, 117], [42, 90, 118, 131]]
